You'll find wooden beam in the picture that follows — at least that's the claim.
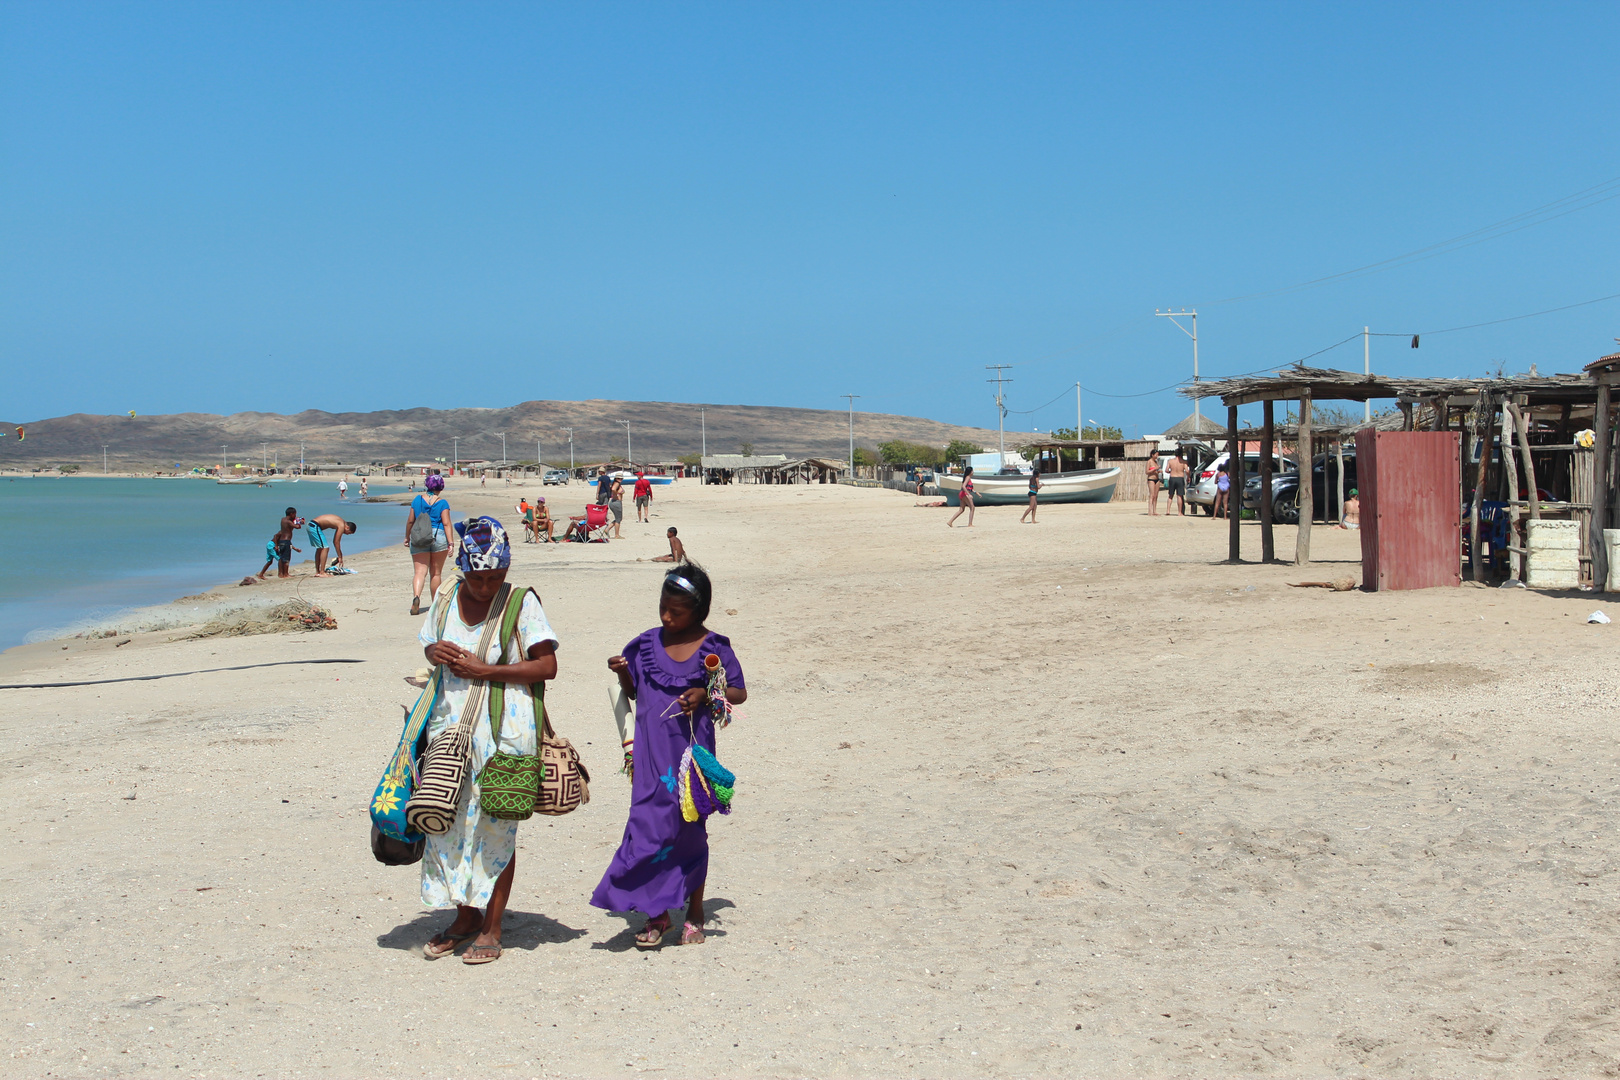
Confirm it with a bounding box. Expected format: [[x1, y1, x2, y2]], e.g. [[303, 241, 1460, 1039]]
[[1228, 403, 1240, 561], [1593, 382, 1611, 590], [1431, 396, 1448, 432], [1261, 399, 1275, 563], [1501, 400, 1521, 580], [1399, 402, 1414, 431], [1469, 393, 1490, 583], [1296, 393, 1313, 566], [1509, 401, 1540, 521]]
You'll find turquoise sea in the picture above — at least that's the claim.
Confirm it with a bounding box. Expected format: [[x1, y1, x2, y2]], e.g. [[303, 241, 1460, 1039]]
[[0, 477, 434, 649]]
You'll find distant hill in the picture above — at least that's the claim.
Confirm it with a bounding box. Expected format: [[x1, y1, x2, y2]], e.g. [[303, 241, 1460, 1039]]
[[0, 400, 1007, 471]]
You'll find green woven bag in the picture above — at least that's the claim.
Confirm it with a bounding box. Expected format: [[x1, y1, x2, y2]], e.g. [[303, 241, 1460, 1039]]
[[477, 587, 544, 822]]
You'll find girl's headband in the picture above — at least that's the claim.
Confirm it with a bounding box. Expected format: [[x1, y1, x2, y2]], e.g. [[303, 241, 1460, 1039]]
[[663, 573, 700, 599]]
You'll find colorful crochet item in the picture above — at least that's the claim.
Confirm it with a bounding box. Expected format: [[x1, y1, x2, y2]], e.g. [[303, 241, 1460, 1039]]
[[677, 743, 736, 822], [704, 653, 733, 729]]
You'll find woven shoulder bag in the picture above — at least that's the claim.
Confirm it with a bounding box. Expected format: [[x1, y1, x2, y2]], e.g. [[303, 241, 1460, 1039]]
[[478, 587, 592, 818], [404, 583, 510, 836]]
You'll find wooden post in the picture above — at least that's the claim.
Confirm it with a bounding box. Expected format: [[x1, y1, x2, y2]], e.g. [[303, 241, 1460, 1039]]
[[1509, 401, 1539, 521], [1296, 393, 1313, 565], [1260, 399, 1275, 563], [1227, 403, 1240, 561], [1432, 397, 1448, 432], [1592, 382, 1611, 590], [1469, 393, 1490, 582], [1399, 401, 1414, 431], [1335, 436, 1346, 524], [1500, 399, 1521, 580]]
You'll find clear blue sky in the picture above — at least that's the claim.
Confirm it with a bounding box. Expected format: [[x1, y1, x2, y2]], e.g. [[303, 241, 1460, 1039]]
[[4, 1, 1617, 436]]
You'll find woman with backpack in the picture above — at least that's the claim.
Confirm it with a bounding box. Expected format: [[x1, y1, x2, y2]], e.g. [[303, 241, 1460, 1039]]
[[406, 473, 454, 615]]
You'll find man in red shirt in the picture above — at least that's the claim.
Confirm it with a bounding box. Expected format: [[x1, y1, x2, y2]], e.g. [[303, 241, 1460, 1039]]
[[633, 473, 653, 522]]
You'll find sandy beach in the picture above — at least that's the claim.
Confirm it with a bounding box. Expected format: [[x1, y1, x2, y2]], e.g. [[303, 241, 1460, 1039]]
[[4, 479, 1618, 1077]]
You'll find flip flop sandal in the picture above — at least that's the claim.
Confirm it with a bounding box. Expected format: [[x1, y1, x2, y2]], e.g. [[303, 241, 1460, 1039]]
[[423, 931, 476, 960], [680, 922, 705, 946], [410, 596, 422, 616], [462, 943, 502, 965], [635, 918, 671, 949]]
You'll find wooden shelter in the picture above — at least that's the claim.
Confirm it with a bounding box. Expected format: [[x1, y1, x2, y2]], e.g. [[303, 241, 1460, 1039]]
[[1188, 363, 1615, 583]]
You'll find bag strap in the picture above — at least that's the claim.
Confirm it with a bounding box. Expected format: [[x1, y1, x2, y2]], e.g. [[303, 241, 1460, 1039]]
[[487, 587, 546, 746], [451, 582, 511, 739]]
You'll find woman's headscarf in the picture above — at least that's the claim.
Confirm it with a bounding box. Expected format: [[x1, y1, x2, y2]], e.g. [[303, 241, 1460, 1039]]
[[425, 473, 445, 493], [455, 516, 510, 572]]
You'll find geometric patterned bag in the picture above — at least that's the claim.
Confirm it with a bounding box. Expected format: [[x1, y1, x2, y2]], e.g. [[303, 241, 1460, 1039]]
[[404, 583, 509, 837], [370, 583, 459, 852], [479, 586, 590, 818]]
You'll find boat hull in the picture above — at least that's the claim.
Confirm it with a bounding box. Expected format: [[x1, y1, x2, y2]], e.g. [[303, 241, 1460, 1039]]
[[936, 468, 1120, 507]]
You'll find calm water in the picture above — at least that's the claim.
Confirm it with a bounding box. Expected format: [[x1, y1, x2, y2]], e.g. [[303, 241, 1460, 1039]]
[[0, 477, 436, 648]]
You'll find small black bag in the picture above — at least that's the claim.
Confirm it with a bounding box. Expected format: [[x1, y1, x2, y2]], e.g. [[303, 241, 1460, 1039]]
[[371, 824, 426, 866]]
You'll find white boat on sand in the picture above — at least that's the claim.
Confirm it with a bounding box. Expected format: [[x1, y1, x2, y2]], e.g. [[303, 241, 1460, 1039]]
[[936, 468, 1119, 507]]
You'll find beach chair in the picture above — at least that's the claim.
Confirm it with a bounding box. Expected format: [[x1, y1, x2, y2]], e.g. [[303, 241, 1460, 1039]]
[[585, 503, 611, 542]]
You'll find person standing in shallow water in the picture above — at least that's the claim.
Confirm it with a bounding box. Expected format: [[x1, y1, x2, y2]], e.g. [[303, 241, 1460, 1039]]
[[593, 564, 747, 948]]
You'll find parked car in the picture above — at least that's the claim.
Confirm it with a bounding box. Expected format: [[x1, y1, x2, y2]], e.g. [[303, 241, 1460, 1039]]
[[542, 469, 568, 485], [1188, 452, 1293, 515], [1242, 451, 1357, 524]]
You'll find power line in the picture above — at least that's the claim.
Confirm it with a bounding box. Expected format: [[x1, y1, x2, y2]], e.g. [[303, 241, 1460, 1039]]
[[1209, 173, 1620, 304], [1368, 290, 1620, 339]]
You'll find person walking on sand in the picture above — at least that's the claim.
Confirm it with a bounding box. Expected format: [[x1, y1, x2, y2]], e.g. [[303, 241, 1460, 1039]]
[[1164, 452, 1188, 517], [947, 467, 976, 527], [1146, 449, 1162, 516], [609, 476, 626, 538], [595, 563, 747, 948], [634, 473, 653, 523], [258, 506, 302, 579], [306, 513, 355, 576], [1213, 462, 1231, 519], [417, 518, 559, 965], [596, 472, 612, 506], [1020, 471, 1042, 523], [651, 526, 685, 563], [407, 473, 453, 615]]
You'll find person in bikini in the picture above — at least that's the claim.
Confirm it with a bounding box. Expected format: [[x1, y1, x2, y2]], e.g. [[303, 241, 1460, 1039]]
[[1145, 449, 1161, 516]]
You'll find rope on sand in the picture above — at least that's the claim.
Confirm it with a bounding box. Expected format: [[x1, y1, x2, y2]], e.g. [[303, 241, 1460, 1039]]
[[0, 658, 365, 690]]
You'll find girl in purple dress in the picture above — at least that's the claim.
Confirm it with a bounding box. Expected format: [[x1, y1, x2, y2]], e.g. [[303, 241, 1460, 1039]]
[[592, 564, 747, 948]]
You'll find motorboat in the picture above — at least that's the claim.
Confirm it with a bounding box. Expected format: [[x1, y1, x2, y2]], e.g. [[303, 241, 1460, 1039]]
[[936, 467, 1119, 506]]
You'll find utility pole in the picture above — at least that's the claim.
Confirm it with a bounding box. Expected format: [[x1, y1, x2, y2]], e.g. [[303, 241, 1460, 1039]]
[[221, 446, 228, 475], [1075, 382, 1082, 471], [563, 427, 574, 473], [841, 394, 861, 477], [452, 436, 459, 476], [985, 366, 1013, 461], [261, 442, 268, 473], [699, 407, 707, 484], [299, 442, 305, 474], [103, 445, 108, 475], [615, 420, 632, 468], [1363, 326, 1371, 422], [495, 431, 507, 467], [1156, 309, 1199, 420]]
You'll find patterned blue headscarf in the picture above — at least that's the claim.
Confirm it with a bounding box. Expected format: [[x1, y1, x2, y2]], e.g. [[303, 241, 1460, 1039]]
[[454, 516, 511, 572]]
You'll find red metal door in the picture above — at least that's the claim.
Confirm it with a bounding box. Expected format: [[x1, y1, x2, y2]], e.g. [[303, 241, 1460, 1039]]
[[1357, 430, 1462, 591]]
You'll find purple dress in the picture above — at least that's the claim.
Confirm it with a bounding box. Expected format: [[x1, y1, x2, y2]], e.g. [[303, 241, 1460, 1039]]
[[591, 628, 745, 917]]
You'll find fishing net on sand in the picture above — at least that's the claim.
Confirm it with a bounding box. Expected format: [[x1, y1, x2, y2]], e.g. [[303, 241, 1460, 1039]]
[[185, 598, 338, 639]]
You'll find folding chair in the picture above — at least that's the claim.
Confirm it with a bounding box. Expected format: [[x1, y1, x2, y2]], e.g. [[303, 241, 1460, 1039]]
[[585, 503, 611, 542]]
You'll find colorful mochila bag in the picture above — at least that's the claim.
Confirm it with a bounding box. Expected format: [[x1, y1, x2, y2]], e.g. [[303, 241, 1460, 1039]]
[[370, 583, 460, 854], [478, 586, 546, 821], [404, 583, 510, 836]]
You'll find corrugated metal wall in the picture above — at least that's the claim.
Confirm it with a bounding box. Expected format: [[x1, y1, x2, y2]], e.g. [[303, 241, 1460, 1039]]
[[1358, 430, 1462, 591]]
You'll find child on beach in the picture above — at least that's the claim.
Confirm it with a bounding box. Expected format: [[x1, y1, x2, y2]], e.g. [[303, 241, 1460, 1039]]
[[258, 507, 302, 579], [593, 564, 747, 948]]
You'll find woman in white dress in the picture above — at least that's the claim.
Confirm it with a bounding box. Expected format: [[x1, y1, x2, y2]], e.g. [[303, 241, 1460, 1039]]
[[417, 516, 558, 964]]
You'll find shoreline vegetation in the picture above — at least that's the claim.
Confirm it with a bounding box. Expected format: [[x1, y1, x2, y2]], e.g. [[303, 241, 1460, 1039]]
[[4, 480, 1615, 1075]]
